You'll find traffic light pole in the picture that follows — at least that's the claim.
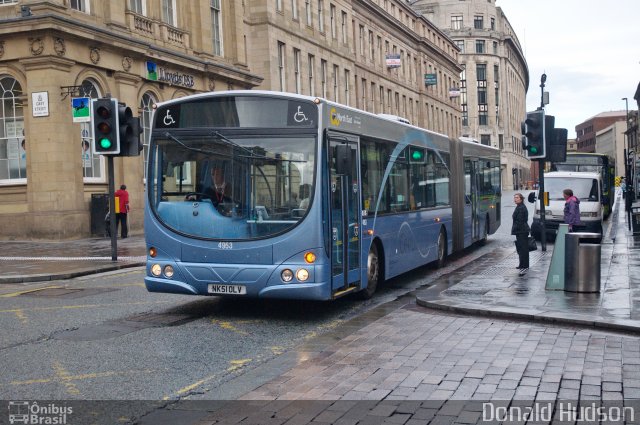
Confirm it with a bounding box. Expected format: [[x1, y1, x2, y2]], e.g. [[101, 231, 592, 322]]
[[107, 156, 118, 261], [538, 73, 547, 252]]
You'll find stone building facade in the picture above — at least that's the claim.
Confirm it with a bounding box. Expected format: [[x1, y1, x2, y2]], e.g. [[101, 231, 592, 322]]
[[410, 0, 530, 190], [0, 0, 261, 239], [0, 0, 463, 240], [243, 0, 462, 136]]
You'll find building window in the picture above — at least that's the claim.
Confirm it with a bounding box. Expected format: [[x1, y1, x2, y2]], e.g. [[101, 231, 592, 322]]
[[369, 31, 374, 60], [0, 0, 18, 4], [451, 15, 462, 30], [371, 82, 376, 113], [321, 59, 327, 98], [490, 17, 495, 30], [277, 41, 286, 92], [291, 0, 298, 20], [341, 11, 347, 43], [78, 80, 103, 181], [294, 48, 301, 94], [276, 0, 282, 12], [344, 69, 350, 105], [162, 0, 176, 26], [308, 54, 315, 96], [333, 64, 339, 103], [481, 135, 490, 146], [455, 40, 464, 53], [474, 15, 483, 29], [492, 41, 498, 54], [70, 0, 89, 12], [477, 86, 487, 104], [476, 64, 486, 81], [305, 0, 312, 26], [0, 76, 26, 183], [475, 40, 485, 53], [494, 64, 499, 82], [140, 92, 156, 181], [211, 0, 223, 56], [479, 110, 488, 125], [128, 0, 144, 14], [317, 0, 324, 31], [359, 25, 365, 56], [330, 4, 336, 39]]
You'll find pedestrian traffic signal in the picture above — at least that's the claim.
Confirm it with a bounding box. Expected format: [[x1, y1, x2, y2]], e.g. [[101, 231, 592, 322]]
[[409, 147, 425, 164], [521, 110, 545, 159], [91, 98, 120, 155]]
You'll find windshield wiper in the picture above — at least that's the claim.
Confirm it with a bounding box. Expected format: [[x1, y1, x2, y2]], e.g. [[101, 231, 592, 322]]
[[210, 131, 305, 163], [164, 131, 233, 158]]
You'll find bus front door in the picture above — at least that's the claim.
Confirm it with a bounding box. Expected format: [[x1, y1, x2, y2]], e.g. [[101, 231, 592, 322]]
[[329, 137, 361, 295]]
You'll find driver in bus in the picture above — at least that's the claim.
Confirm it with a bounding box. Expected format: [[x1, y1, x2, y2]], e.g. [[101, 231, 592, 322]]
[[205, 166, 235, 216]]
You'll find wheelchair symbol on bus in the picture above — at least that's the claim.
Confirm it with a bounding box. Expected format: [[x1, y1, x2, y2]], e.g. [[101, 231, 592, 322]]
[[163, 110, 176, 126], [293, 106, 308, 123]]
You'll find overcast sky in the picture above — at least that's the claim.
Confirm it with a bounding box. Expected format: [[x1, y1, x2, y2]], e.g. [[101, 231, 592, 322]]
[[495, 0, 639, 137]]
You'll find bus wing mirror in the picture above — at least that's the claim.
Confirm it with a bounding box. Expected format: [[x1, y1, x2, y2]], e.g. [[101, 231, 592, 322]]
[[527, 192, 537, 203], [335, 144, 352, 175]]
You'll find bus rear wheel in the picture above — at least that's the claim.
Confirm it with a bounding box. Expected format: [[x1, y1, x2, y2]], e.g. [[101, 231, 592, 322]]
[[358, 243, 380, 299], [436, 230, 447, 268]]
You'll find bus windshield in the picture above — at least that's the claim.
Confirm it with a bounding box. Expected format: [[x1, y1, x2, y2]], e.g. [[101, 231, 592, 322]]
[[149, 132, 316, 240]]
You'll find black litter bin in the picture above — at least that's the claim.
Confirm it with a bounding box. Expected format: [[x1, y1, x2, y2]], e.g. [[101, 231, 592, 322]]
[[632, 207, 640, 235], [90, 193, 109, 236], [565, 232, 601, 293]]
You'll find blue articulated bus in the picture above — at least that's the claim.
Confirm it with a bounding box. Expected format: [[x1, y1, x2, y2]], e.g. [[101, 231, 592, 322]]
[[144, 91, 501, 301]]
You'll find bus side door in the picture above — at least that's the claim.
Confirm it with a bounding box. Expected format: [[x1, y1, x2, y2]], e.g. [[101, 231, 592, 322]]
[[329, 136, 361, 293]]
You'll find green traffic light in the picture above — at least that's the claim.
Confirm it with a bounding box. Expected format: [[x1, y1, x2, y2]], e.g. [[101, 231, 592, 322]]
[[411, 150, 422, 161], [99, 138, 112, 149], [529, 146, 538, 154]]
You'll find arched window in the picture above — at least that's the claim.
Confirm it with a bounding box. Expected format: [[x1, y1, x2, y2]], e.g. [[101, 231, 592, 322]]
[[0, 76, 26, 183], [140, 91, 157, 181], [78, 80, 104, 181]]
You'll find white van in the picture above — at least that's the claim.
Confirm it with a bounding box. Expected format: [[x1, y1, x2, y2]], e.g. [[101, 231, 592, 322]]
[[530, 171, 603, 240]]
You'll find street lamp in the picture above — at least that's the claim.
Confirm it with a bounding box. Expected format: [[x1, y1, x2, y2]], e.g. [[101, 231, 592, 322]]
[[623, 97, 631, 228]]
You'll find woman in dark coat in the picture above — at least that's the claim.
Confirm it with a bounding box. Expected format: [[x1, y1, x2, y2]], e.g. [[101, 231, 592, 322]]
[[511, 192, 530, 276]]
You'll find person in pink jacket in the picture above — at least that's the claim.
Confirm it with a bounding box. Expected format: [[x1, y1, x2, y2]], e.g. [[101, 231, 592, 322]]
[[563, 188, 581, 232]]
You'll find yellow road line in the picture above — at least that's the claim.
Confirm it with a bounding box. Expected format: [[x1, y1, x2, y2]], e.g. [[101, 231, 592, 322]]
[[0, 286, 64, 298], [165, 358, 252, 400], [52, 361, 81, 396], [0, 300, 172, 315], [11, 369, 154, 386]]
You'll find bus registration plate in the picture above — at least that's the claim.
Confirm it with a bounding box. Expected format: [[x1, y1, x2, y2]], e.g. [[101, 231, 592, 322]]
[[208, 284, 246, 295]]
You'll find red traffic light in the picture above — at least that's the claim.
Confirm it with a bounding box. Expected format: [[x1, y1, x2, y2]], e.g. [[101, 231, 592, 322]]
[[96, 106, 112, 119]]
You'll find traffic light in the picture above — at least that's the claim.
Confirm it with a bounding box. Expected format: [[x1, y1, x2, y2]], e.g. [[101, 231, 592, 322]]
[[521, 110, 545, 159], [91, 98, 120, 155], [117, 104, 144, 157], [409, 147, 425, 164]]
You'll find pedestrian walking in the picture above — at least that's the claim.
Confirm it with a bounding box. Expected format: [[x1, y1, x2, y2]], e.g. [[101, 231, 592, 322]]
[[114, 184, 130, 238], [563, 188, 581, 232], [511, 192, 529, 276]]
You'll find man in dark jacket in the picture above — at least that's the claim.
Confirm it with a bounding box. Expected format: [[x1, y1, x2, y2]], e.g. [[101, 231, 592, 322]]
[[512, 193, 530, 276]]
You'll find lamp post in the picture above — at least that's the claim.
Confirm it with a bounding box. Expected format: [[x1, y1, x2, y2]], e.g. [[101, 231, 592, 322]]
[[623, 97, 631, 228]]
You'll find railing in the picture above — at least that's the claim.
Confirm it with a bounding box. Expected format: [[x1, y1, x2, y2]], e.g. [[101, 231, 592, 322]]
[[125, 11, 190, 49]]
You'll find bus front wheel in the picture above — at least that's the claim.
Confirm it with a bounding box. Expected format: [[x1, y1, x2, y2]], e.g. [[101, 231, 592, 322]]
[[358, 243, 380, 299], [437, 229, 447, 268]]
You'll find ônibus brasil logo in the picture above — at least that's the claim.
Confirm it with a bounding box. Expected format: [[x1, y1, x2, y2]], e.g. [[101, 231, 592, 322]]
[[8, 401, 72, 425]]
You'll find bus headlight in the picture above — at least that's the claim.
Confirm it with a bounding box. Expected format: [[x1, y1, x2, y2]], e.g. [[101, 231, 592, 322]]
[[151, 264, 162, 277], [296, 269, 309, 282], [281, 269, 294, 282], [163, 265, 174, 278]]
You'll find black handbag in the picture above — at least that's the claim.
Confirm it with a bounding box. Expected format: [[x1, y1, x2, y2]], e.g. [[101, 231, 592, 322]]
[[528, 236, 537, 251]]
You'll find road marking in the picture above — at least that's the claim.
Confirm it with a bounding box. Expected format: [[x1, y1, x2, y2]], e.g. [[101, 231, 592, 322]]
[[52, 361, 81, 396], [0, 300, 172, 315], [165, 358, 253, 400], [11, 368, 154, 387], [0, 286, 64, 298], [14, 309, 28, 324], [210, 319, 258, 336]]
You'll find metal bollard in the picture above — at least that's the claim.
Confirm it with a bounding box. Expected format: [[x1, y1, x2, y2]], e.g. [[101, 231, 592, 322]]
[[564, 232, 601, 293]]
